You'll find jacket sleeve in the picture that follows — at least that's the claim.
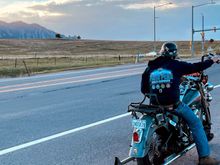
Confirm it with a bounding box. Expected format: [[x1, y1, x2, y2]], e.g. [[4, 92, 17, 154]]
[[176, 59, 214, 76], [141, 67, 150, 95]]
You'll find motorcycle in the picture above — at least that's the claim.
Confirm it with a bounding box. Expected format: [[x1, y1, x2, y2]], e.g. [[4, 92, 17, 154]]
[[115, 54, 217, 165]]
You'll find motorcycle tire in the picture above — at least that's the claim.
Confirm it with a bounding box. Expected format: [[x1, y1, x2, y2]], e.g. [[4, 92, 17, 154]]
[[137, 131, 164, 165]]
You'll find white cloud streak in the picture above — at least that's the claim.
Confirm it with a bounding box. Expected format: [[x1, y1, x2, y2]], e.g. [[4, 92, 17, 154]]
[[120, 0, 179, 10], [0, 0, 192, 20], [46, 0, 82, 5], [0, 0, 82, 20]]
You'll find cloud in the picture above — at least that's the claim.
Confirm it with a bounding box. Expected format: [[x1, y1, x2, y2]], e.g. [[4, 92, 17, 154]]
[[0, 0, 190, 21], [120, 0, 179, 10], [46, 0, 82, 5], [0, 0, 83, 20], [0, 0, 197, 21], [0, 0, 135, 21]]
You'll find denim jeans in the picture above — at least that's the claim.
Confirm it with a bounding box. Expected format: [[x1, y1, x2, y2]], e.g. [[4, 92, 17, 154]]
[[175, 102, 210, 158]]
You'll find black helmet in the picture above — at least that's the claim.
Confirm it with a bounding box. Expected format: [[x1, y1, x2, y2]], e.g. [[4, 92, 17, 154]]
[[160, 42, 178, 58]]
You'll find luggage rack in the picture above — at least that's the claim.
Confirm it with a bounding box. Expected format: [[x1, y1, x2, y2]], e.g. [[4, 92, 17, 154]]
[[128, 94, 168, 115]]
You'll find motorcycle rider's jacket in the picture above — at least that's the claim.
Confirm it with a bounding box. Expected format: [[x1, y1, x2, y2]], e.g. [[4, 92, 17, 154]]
[[141, 56, 214, 105]]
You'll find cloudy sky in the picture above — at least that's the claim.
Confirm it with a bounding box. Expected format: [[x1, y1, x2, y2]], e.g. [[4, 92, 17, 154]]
[[0, 0, 219, 41]]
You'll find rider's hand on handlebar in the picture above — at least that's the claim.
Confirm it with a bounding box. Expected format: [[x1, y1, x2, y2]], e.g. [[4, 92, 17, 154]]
[[211, 56, 220, 63]]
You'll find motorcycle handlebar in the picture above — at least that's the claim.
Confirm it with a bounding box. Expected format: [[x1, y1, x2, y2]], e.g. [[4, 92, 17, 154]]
[[201, 53, 213, 62], [202, 53, 220, 64]]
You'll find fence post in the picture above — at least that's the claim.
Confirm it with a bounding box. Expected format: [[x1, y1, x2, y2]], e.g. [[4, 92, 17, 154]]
[[23, 60, 31, 76], [135, 54, 139, 63], [15, 58, 17, 68], [37, 58, 39, 67]]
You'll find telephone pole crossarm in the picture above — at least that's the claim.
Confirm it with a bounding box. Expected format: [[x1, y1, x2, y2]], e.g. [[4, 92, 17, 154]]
[[194, 27, 220, 33]]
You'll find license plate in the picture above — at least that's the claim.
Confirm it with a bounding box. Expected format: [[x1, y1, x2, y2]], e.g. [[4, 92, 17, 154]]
[[132, 119, 146, 129]]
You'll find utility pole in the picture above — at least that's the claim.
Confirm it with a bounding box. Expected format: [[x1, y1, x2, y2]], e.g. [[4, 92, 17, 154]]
[[201, 14, 205, 56], [153, 2, 172, 53], [153, 6, 156, 52], [192, 6, 194, 57], [191, 1, 215, 57]]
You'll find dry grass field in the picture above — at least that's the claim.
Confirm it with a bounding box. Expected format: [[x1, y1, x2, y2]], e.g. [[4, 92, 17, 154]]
[[0, 39, 219, 77], [0, 39, 220, 57]]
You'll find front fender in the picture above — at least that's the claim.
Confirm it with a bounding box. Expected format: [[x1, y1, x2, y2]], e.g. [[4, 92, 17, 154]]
[[129, 115, 156, 158]]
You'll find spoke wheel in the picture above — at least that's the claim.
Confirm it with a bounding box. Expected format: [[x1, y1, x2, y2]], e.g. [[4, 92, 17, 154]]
[[137, 132, 163, 165]]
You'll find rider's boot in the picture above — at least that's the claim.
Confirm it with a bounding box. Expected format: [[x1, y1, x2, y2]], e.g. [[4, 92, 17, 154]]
[[199, 156, 220, 165], [206, 132, 214, 141], [204, 125, 214, 141]]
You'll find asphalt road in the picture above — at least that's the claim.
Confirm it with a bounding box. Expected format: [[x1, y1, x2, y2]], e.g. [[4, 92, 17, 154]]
[[0, 60, 219, 165]]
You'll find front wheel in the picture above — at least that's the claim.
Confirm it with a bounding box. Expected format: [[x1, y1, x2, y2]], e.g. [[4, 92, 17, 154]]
[[137, 132, 164, 165]]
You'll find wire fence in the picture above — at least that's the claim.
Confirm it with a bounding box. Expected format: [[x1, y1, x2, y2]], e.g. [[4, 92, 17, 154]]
[[0, 52, 197, 77], [0, 55, 143, 77]]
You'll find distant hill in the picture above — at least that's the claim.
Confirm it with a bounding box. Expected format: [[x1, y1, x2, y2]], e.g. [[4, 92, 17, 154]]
[[0, 21, 57, 39]]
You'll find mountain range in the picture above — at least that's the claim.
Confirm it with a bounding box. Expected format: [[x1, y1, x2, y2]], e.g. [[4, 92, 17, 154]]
[[0, 21, 57, 39]]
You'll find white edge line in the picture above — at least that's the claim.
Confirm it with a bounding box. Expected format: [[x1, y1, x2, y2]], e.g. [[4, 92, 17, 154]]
[[214, 85, 220, 88], [0, 113, 130, 156]]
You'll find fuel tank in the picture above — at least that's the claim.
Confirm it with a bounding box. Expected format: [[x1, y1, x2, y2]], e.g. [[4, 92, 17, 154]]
[[181, 88, 201, 106]]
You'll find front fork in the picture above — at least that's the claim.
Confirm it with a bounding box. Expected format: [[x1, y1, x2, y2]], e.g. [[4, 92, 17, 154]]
[[200, 87, 212, 126]]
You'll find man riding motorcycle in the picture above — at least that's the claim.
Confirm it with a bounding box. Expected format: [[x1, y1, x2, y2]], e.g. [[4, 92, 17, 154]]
[[141, 42, 220, 165]]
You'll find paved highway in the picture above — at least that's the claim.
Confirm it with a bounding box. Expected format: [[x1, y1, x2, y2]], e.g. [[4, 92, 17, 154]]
[[0, 60, 219, 165]]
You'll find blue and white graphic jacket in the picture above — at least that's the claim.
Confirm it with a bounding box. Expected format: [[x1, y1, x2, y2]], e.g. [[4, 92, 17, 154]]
[[141, 56, 214, 105]]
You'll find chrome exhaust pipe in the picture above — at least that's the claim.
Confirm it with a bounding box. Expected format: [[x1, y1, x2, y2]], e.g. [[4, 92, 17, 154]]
[[163, 143, 196, 165], [114, 157, 135, 165], [115, 143, 195, 165]]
